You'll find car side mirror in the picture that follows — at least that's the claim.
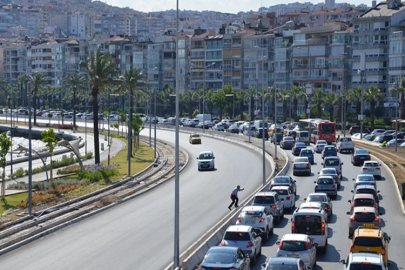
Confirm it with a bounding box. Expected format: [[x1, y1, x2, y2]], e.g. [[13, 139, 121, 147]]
[[346, 211, 351, 215], [339, 259, 346, 265], [313, 243, 318, 247], [352, 178, 355, 181], [351, 190, 354, 193], [293, 180, 296, 183], [213, 157, 215, 159], [317, 172, 320, 174], [196, 157, 199, 159], [348, 200, 351, 203], [341, 162, 344, 165], [377, 190, 380, 193], [321, 163, 324, 165], [379, 212, 383, 216], [291, 161, 294, 163], [276, 241, 281, 245], [304, 198, 307, 201]]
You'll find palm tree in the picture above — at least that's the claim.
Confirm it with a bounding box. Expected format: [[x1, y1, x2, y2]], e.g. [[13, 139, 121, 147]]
[[206, 89, 214, 115], [79, 46, 117, 165], [290, 86, 302, 120], [312, 89, 324, 118], [184, 90, 196, 117], [278, 90, 290, 122], [64, 73, 86, 128], [29, 72, 47, 125], [159, 84, 175, 116], [246, 87, 256, 121], [236, 89, 246, 121], [364, 85, 384, 129], [298, 87, 311, 119], [116, 68, 146, 159], [398, 78, 405, 119], [323, 92, 339, 122], [348, 87, 362, 124], [17, 73, 31, 108], [268, 86, 277, 119]]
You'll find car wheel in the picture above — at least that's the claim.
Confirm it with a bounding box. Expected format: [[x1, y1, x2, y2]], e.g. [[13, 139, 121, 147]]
[[250, 250, 257, 265]]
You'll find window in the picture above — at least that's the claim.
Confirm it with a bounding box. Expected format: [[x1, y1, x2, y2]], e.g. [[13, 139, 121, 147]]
[[253, 196, 275, 204], [280, 240, 308, 251], [224, 231, 251, 241], [353, 237, 383, 247], [295, 215, 322, 235]]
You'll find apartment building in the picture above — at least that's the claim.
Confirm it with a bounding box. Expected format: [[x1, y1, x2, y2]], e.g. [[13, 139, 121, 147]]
[[222, 31, 244, 91], [273, 32, 294, 92], [68, 13, 93, 38], [3, 43, 30, 85], [189, 29, 211, 91], [162, 32, 177, 89], [177, 32, 191, 94], [147, 43, 163, 91], [204, 34, 223, 92]]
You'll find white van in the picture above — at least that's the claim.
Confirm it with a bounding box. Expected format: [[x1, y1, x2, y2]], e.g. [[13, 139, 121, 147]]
[[296, 131, 310, 145], [291, 208, 328, 254]]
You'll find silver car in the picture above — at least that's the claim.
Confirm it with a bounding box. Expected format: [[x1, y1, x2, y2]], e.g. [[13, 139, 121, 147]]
[[261, 257, 311, 270], [353, 174, 377, 190], [220, 225, 262, 265], [314, 176, 337, 199], [322, 156, 343, 178], [293, 157, 311, 176], [347, 206, 382, 238], [305, 193, 333, 223], [280, 136, 295, 149], [236, 206, 274, 241], [276, 233, 317, 268], [318, 168, 340, 190], [252, 192, 284, 224]]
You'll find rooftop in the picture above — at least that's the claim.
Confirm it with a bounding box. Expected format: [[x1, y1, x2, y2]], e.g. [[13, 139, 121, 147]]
[[361, 1, 405, 18]]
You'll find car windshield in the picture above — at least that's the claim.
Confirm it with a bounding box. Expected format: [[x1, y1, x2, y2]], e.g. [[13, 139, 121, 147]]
[[364, 163, 378, 167], [191, 135, 200, 138], [224, 231, 251, 241], [357, 175, 374, 182], [349, 264, 382, 270], [199, 153, 213, 160], [325, 159, 339, 166], [320, 124, 334, 134], [273, 189, 288, 195], [300, 132, 308, 137], [280, 240, 308, 251], [356, 189, 377, 196], [241, 211, 263, 217], [295, 215, 323, 235], [325, 147, 335, 151], [354, 199, 374, 207], [322, 169, 337, 175], [284, 137, 294, 141], [353, 236, 383, 247], [317, 141, 327, 145], [274, 177, 290, 184], [295, 143, 305, 147], [295, 158, 308, 163], [308, 195, 327, 202], [356, 150, 369, 155], [318, 178, 334, 184], [204, 251, 236, 264], [268, 265, 299, 270], [253, 196, 275, 204]]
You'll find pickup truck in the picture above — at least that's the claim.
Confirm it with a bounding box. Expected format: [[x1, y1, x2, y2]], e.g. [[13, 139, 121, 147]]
[[336, 137, 354, 153]]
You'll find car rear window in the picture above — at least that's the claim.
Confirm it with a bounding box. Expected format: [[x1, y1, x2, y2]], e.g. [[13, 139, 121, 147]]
[[354, 212, 375, 222], [356, 150, 369, 155], [268, 265, 299, 270], [325, 159, 339, 166], [354, 199, 374, 207], [205, 252, 236, 264], [353, 237, 383, 247], [308, 195, 326, 202], [294, 215, 323, 235], [273, 189, 288, 195], [299, 132, 308, 137], [284, 137, 294, 141], [356, 189, 377, 196], [340, 137, 352, 142], [365, 163, 378, 167], [274, 177, 290, 184], [295, 158, 308, 163], [318, 178, 334, 184], [241, 211, 262, 217], [280, 240, 308, 251], [325, 147, 335, 151], [253, 196, 275, 204], [349, 264, 382, 270], [322, 169, 337, 174], [224, 231, 251, 241]]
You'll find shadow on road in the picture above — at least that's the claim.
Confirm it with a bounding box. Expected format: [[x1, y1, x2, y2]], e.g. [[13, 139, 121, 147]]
[[334, 194, 343, 201], [316, 243, 341, 263], [327, 227, 334, 238], [275, 217, 289, 229], [329, 214, 338, 224], [379, 206, 386, 215]]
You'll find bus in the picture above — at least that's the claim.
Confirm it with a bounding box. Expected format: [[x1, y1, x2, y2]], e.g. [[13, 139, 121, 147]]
[[298, 119, 336, 144]]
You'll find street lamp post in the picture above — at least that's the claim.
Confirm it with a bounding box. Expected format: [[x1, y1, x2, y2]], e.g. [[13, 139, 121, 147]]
[[358, 69, 365, 139], [273, 86, 278, 160], [202, 62, 215, 133], [28, 84, 33, 216], [154, 89, 157, 159], [394, 82, 399, 152], [262, 85, 266, 186]]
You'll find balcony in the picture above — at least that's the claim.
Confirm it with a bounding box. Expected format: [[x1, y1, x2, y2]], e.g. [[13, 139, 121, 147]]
[[332, 77, 344, 81], [205, 75, 223, 81], [293, 63, 308, 69], [190, 75, 204, 80]]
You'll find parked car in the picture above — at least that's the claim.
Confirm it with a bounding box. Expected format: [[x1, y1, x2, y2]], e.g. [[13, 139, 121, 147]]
[[198, 246, 251, 270], [373, 135, 393, 144], [227, 124, 240, 134], [351, 149, 371, 166], [363, 134, 376, 141], [212, 123, 225, 131], [280, 136, 295, 149], [349, 126, 370, 135], [371, 129, 386, 136], [386, 138, 405, 146]]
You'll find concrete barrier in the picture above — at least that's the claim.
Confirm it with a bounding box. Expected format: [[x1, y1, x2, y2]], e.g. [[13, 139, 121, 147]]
[[162, 127, 290, 270]]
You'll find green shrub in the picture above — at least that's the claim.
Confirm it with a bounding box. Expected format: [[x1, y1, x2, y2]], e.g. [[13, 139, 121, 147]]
[[78, 163, 119, 182], [9, 168, 25, 178]]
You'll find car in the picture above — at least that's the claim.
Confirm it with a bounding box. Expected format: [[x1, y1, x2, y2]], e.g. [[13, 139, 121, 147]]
[[198, 246, 251, 270], [261, 257, 310, 270], [296, 131, 310, 145], [227, 124, 240, 134], [351, 185, 380, 207], [347, 207, 382, 238], [363, 134, 376, 141], [299, 148, 314, 164], [196, 151, 215, 171], [189, 133, 201, 144], [220, 225, 262, 265], [383, 130, 396, 135], [271, 133, 283, 144], [373, 135, 393, 144], [321, 145, 337, 159], [351, 149, 371, 165], [236, 206, 274, 241], [252, 192, 285, 224], [280, 136, 295, 149], [292, 142, 307, 156], [292, 157, 311, 176], [340, 253, 388, 270], [298, 202, 328, 223], [255, 128, 269, 140], [352, 133, 369, 139], [336, 137, 354, 153], [291, 207, 328, 253], [393, 132, 405, 139], [244, 126, 257, 136], [269, 175, 297, 195], [353, 174, 377, 190], [304, 193, 333, 223], [349, 126, 370, 135], [271, 186, 296, 212], [361, 161, 382, 180], [314, 176, 337, 199], [371, 129, 386, 136], [212, 123, 225, 131], [318, 168, 340, 189], [349, 193, 379, 213], [386, 138, 405, 146], [284, 130, 297, 140], [349, 227, 390, 266], [314, 140, 327, 153], [322, 156, 343, 178], [276, 234, 317, 268]]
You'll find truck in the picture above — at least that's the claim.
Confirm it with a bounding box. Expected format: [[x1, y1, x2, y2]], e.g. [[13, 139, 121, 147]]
[[196, 114, 211, 123], [336, 137, 354, 153]]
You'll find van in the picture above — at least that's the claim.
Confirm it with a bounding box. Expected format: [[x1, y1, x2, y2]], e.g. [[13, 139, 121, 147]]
[[296, 131, 310, 145], [291, 208, 328, 253]]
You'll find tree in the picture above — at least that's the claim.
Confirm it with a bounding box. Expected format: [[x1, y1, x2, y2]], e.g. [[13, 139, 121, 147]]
[[206, 89, 214, 115], [0, 132, 12, 198], [290, 86, 302, 120], [236, 89, 246, 121], [246, 87, 256, 121], [64, 73, 86, 129], [212, 89, 227, 120], [80, 46, 117, 164], [17, 73, 31, 108], [29, 73, 47, 126], [268, 86, 277, 118], [398, 78, 405, 119], [348, 87, 362, 125], [184, 90, 196, 117], [159, 84, 175, 116], [323, 92, 339, 122], [41, 128, 58, 182], [278, 90, 290, 122], [131, 114, 144, 153], [312, 89, 324, 118], [364, 85, 384, 129]]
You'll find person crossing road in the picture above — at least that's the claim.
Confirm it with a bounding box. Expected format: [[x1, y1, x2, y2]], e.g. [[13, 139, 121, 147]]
[[228, 185, 244, 210]]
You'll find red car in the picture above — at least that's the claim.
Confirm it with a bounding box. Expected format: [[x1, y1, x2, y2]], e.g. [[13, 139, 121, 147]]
[[349, 126, 370, 135], [36, 111, 43, 116]]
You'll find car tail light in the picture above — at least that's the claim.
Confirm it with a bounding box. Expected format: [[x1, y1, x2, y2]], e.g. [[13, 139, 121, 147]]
[[259, 218, 265, 223], [322, 222, 325, 235], [220, 240, 227, 246], [371, 183, 375, 186], [279, 240, 284, 249], [355, 183, 359, 187], [315, 184, 318, 188], [271, 205, 277, 209], [291, 222, 295, 233], [269, 185, 273, 190], [366, 155, 370, 159], [324, 206, 328, 210], [382, 247, 386, 255], [332, 185, 335, 189], [305, 241, 309, 250], [376, 168, 380, 170], [286, 195, 290, 200], [350, 245, 354, 253], [306, 164, 310, 168], [246, 241, 254, 248], [340, 164, 342, 170], [350, 215, 355, 221], [237, 218, 242, 222], [362, 168, 367, 171], [375, 215, 379, 222]]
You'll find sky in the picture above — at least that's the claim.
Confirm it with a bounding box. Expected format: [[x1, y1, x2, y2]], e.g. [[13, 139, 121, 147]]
[[108, 0, 371, 13]]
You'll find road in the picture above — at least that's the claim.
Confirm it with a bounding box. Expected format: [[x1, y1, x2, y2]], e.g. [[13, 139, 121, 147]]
[[252, 144, 405, 269], [0, 129, 272, 270]]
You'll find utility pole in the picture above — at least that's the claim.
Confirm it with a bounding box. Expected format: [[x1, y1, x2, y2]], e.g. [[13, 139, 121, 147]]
[[28, 84, 33, 216], [395, 82, 399, 152], [359, 52, 366, 140], [154, 89, 157, 159]]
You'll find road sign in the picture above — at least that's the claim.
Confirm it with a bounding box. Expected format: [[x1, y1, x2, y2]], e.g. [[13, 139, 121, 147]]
[[358, 114, 365, 121]]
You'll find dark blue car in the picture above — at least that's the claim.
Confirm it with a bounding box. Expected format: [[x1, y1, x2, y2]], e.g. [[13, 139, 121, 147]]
[[300, 148, 314, 164], [292, 142, 307, 156], [321, 145, 337, 159]]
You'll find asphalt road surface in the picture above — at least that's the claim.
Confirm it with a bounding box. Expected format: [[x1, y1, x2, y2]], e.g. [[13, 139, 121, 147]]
[[0, 129, 272, 270], [252, 144, 405, 269]]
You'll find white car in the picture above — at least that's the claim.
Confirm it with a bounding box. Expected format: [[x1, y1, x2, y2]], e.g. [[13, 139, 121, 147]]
[[271, 186, 296, 212], [293, 157, 311, 176], [336, 137, 354, 153], [340, 253, 388, 269], [361, 161, 382, 180], [322, 156, 343, 178], [197, 151, 215, 171], [236, 206, 274, 241], [212, 123, 225, 131], [276, 234, 317, 268], [298, 202, 328, 222], [371, 129, 386, 136], [314, 140, 327, 153]]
